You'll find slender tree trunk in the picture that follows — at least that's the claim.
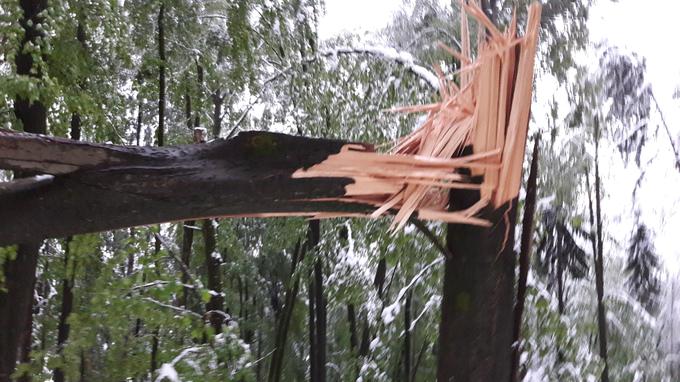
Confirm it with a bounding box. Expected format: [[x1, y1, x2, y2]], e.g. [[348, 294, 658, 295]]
[[268, 240, 305, 382], [306, 220, 324, 382], [156, 3, 165, 147], [347, 304, 358, 353], [195, 61, 203, 128], [212, 92, 223, 139], [135, 82, 143, 146], [593, 121, 609, 382], [309, 220, 326, 382], [359, 318, 370, 357], [412, 341, 427, 382], [203, 220, 224, 334], [403, 291, 412, 382], [510, 137, 539, 382], [179, 222, 194, 308], [312, 258, 327, 382], [53, 237, 76, 382], [150, 328, 159, 378], [308, 266, 317, 381], [0, 1, 47, 380]]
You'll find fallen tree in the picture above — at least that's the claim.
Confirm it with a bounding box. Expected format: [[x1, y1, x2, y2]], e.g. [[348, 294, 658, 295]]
[[0, 130, 372, 245]]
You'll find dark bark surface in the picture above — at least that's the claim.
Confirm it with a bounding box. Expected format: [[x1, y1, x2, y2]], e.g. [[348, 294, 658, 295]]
[[306, 220, 326, 382], [179, 221, 195, 308], [53, 238, 75, 382], [0, 1, 47, 380], [268, 239, 304, 382], [437, 184, 517, 382], [510, 137, 539, 382], [593, 125, 609, 382], [203, 220, 224, 333], [0, 130, 373, 245], [403, 291, 412, 382], [156, 3, 165, 147]]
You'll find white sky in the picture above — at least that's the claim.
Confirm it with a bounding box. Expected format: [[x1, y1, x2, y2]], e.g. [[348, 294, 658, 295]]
[[320, 0, 680, 272], [588, 0, 680, 273]]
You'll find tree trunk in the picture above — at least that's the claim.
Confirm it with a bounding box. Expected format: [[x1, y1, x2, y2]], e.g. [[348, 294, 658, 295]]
[[359, 318, 370, 357], [268, 239, 305, 382], [308, 220, 326, 382], [212, 92, 223, 139], [312, 256, 327, 382], [203, 220, 225, 334], [53, 237, 76, 382], [0, 130, 374, 246], [347, 304, 358, 353], [150, 328, 159, 378], [308, 267, 317, 382], [437, 194, 516, 381], [179, 222, 195, 308], [593, 121, 609, 382], [156, 3, 165, 147], [510, 137, 539, 382], [306, 220, 325, 382], [135, 79, 143, 146], [0, 1, 47, 380], [403, 291, 412, 382]]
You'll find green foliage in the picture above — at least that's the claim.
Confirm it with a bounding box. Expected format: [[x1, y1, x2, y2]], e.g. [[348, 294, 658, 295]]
[[2, 0, 669, 381]]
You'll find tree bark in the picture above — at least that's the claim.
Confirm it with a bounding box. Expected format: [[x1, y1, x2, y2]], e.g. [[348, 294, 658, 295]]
[[0, 130, 373, 245], [510, 137, 539, 382], [268, 239, 304, 382], [312, 256, 327, 382], [0, 1, 47, 380], [592, 121, 609, 382], [53, 237, 76, 382], [306, 220, 325, 382], [203, 220, 225, 334], [437, 155, 517, 382], [156, 3, 165, 147], [347, 304, 358, 353], [179, 222, 195, 308], [403, 291, 412, 382], [150, 328, 159, 378]]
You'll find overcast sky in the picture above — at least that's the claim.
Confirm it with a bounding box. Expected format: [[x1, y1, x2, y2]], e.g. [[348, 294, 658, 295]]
[[319, 0, 680, 272]]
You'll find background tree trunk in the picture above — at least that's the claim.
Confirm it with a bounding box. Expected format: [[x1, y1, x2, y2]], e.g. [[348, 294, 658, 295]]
[[53, 237, 76, 382], [156, 2, 165, 147], [203, 220, 225, 334], [510, 137, 539, 382], [593, 121, 610, 382]]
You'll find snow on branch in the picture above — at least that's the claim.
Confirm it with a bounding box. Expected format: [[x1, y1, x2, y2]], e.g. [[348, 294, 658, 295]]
[[319, 45, 440, 90]]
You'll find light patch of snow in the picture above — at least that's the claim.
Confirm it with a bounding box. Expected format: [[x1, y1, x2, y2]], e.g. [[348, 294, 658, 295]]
[[381, 302, 400, 325], [155, 364, 179, 382], [369, 337, 381, 351], [320, 46, 439, 89], [536, 194, 555, 211], [34, 174, 54, 182]]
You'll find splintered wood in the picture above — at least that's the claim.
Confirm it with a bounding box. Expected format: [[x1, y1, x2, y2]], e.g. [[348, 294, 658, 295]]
[[289, 2, 542, 230]]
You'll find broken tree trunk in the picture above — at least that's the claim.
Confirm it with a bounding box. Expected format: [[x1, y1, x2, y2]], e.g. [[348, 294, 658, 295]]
[[438, 186, 517, 381], [0, 130, 372, 246]]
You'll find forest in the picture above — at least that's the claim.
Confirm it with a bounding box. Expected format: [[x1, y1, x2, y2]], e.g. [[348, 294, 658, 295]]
[[1, 0, 679, 381]]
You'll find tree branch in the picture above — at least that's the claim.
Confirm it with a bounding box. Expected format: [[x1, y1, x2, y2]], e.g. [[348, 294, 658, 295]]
[[408, 218, 452, 259]]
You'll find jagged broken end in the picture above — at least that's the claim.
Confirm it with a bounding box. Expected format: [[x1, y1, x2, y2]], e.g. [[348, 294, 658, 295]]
[[227, 1, 542, 231]]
